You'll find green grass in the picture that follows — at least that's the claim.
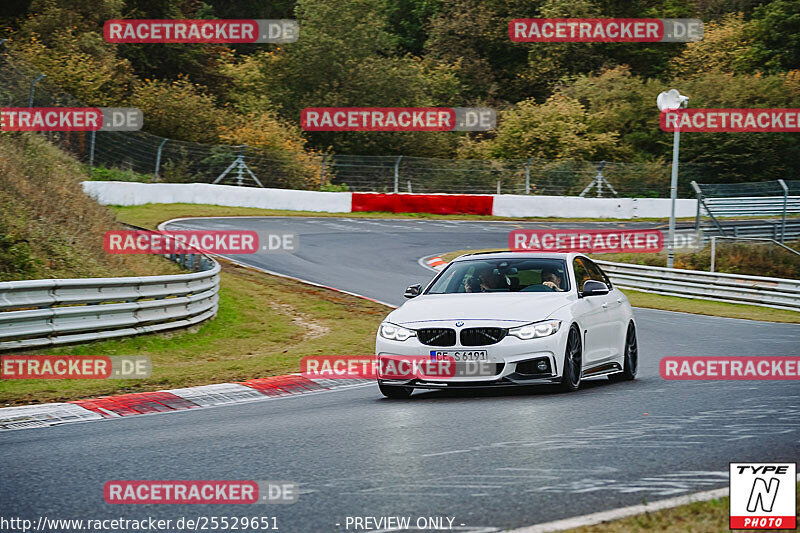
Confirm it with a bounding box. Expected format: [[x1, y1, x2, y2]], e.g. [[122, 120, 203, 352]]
[[623, 290, 800, 323], [0, 262, 389, 405], [110, 202, 800, 231], [110, 202, 700, 229], [564, 483, 799, 532]]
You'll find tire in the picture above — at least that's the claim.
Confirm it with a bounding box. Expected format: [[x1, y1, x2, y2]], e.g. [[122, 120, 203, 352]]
[[609, 322, 638, 382], [378, 381, 413, 399], [559, 325, 582, 392]]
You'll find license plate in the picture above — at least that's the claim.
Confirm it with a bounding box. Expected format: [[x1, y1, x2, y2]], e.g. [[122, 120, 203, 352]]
[[430, 350, 488, 362]]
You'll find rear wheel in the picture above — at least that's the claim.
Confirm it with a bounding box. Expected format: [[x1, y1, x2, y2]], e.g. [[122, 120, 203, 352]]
[[378, 381, 413, 399], [560, 325, 582, 392], [609, 322, 638, 382]]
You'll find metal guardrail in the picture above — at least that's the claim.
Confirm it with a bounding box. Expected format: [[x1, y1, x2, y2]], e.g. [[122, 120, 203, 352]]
[[0, 254, 220, 351], [596, 260, 800, 311], [701, 220, 800, 241], [691, 180, 800, 242]]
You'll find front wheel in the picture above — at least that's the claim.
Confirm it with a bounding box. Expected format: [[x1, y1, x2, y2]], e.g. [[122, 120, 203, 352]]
[[559, 325, 582, 392], [378, 381, 413, 399], [609, 322, 638, 382]]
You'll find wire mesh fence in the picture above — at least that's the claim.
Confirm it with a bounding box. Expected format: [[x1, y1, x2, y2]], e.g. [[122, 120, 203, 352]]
[[1, 50, 704, 198]]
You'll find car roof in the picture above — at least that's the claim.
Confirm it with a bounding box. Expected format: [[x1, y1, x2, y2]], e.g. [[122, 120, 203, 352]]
[[451, 251, 580, 262]]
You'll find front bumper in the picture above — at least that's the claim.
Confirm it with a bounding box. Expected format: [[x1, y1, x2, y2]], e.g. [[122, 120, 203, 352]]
[[375, 323, 568, 386], [379, 374, 562, 389]]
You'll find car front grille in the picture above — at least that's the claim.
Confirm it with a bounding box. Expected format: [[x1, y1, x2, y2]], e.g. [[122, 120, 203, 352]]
[[460, 327, 507, 346], [417, 328, 456, 346]]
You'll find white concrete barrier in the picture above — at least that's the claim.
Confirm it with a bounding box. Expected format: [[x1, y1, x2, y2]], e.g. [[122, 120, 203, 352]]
[[493, 194, 697, 219], [82, 181, 698, 219], [82, 182, 352, 213]]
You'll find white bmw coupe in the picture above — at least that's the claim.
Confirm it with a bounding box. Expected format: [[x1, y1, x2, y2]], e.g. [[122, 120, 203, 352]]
[[375, 252, 638, 398]]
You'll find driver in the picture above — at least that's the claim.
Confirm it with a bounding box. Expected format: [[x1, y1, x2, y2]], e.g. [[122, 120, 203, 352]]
[[541, 269, 563, 291], [464, 266, 508, 292]]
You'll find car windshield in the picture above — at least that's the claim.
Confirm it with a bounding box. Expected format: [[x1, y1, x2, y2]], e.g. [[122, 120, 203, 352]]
[[425, 258, 570, 294]]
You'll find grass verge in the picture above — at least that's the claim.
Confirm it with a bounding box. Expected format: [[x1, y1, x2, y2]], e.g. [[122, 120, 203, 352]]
[[111, 203, 699, 228], [0, 261, 388, 405], [438, 249, 800, 324], [562, 483, 799, 532]]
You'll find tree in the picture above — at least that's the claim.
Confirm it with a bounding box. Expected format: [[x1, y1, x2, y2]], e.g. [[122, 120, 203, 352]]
[[460, 94, 623, 160]]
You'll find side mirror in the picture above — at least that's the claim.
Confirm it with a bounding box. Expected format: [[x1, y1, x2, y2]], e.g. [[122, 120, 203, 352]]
[[404, 284, 422, 298], [582, 280, 609, 297]]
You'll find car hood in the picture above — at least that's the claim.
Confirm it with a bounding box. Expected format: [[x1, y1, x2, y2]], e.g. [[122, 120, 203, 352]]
[[387, 293, 574, 326]]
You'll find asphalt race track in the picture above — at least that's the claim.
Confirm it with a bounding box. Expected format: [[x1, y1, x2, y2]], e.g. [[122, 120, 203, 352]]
[[2, 217, 799, 532]]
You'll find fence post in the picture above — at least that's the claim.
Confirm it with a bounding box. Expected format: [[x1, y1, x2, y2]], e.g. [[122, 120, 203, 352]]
[[394, 156, 402, 193], [88, 130, 96, 178], [497, 179, 501, 195], [28, 74, 45, 107], [691, 181, 702, 230], [320, 157, 326, 190], [525, 158, 533, 194], [710, 236, 716, 272], [407, 180, 412, 193], [777, 179, 788, 243], [236, 145, 246, 186], [154, 138, 167, 182]]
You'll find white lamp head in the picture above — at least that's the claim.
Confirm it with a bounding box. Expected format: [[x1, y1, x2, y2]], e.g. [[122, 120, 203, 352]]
[[657, 89, 689, 111]]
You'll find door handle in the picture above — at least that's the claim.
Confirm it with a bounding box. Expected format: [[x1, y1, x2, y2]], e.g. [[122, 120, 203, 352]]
[[616, 298, 622, 303], [602, 302, 608, 309]]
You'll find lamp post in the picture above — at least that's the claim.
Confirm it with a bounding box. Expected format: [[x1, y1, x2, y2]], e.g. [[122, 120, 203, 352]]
[[657, 89, 689, 269]]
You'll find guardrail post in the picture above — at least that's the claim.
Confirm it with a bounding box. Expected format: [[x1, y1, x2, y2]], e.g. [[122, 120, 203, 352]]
[[778, 178, 788, 243]]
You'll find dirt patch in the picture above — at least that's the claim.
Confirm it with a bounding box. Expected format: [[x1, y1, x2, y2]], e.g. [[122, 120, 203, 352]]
[[269, 302, 331, 340]]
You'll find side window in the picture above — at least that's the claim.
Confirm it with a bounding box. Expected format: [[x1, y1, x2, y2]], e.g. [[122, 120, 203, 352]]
[[583, 258, 612, 288], [572, 258, 590, 292]]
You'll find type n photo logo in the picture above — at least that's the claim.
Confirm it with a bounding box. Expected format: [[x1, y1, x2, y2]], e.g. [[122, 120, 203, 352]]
[[729, 462, 797, 530]]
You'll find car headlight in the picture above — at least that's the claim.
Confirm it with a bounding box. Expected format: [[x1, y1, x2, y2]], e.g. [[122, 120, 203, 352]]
[[508, 319, 562, 340], [379, 322, 416, 341]]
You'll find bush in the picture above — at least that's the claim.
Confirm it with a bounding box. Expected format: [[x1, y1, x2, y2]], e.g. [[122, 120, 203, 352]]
[[90, 166, 151, 182]]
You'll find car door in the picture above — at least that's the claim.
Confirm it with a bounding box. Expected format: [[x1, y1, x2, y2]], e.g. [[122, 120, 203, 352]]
[[583, 258, 625, 359], [571, 257, 608, 365]]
